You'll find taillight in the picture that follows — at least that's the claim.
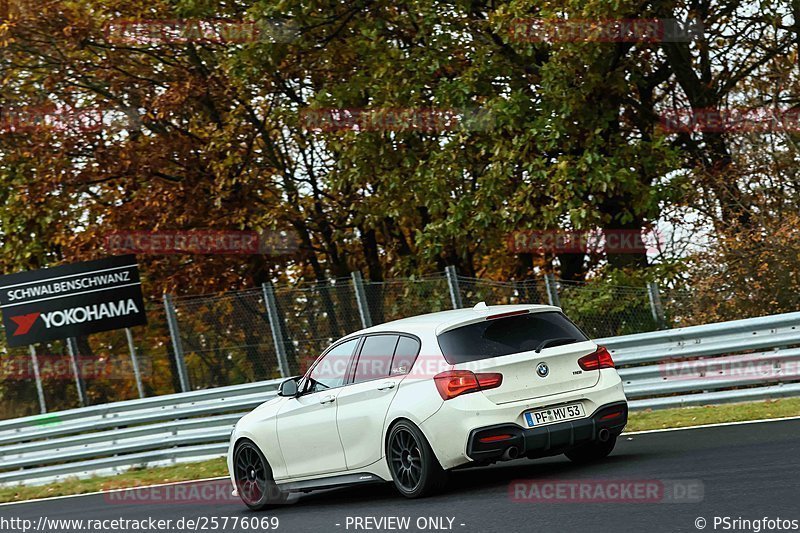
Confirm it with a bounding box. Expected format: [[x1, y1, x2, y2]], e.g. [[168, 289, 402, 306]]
[[577, 346, 615, 370], [433, 370, 503, 400], [476, 372, 503, 389]]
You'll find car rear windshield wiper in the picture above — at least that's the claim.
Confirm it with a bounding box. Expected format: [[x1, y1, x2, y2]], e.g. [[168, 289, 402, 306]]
[[535, 337, 579, 353]]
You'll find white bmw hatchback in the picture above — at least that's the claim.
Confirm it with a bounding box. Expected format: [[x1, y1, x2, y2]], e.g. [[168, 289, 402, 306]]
[[227, 303, 628, 509]]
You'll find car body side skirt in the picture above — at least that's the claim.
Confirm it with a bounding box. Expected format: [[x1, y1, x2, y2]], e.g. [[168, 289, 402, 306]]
[[278, 472, 387, 493]]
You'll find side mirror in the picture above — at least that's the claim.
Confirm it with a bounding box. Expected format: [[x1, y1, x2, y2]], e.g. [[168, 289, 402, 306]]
[[278, 378, 298, 397]]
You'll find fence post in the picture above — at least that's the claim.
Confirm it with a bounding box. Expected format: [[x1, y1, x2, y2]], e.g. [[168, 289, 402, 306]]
[[262, 282, 291, 379], [29, 344, 47, 414], [445, 265, 463, 309], [163, 293, 190, 392], [125, 327, 146, 398], [351, 271, 373, 328], [65, 338, 87, 407], [647, 281, 667, 329], [544, 273, 561, 307]]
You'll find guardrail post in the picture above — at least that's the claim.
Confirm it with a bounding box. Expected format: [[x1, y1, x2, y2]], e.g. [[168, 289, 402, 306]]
[[65, 337, 87, 407], [445, 265, 463, 309], [544, 273, 561, 307], [125, 327, 146, 398], [29, 345, 47, 414], [351, 271, 373, 328], [262, 282, 291, 378], [163, 293, 190, 392], [647, 281, 667, 329]]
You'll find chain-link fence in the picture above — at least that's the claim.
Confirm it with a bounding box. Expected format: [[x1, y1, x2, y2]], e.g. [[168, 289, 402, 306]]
[[0, 269, 680, 419], [274, 279, 363, 376], [161, 271, 666, 393], [557, 279, 658, 338], [457, 276, 547, 307], [661, 286, 702, 328], [171, 288, 277, 390], [362, 274, 453, 323], [0, 300, 174, 420]]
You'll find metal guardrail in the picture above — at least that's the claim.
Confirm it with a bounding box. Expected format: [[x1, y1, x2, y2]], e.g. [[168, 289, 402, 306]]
[[0, 380, 282, 486], [599, 310, 800, 409], [2, 311, 800, 487]]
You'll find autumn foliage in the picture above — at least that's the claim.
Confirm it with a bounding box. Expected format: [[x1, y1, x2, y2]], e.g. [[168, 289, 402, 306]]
[[1, 0, 800, 413]]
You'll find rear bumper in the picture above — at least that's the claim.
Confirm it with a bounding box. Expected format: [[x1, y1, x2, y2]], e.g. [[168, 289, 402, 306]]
[[419, 368, 626, 469], [466, 401, 628, 462]]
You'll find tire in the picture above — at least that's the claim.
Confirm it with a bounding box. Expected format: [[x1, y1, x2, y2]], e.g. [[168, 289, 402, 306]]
[[233, 440, 286, 510], [564, 436, 617, 464], [386, 420, 448, 498]]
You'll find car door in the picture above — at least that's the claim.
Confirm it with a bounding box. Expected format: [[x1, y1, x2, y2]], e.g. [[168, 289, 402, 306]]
[[275, 338, 358, 479], [336, 334, 421, 470]]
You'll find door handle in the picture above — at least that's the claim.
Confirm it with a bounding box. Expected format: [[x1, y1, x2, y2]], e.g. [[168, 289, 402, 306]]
[[377, 381, 396, 391], [319, 395, 336, 404]]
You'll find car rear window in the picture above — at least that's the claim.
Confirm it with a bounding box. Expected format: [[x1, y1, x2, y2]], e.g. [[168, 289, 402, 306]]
[[437, 311, 589, 364]]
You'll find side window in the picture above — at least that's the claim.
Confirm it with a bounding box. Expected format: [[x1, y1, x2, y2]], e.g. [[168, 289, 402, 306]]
[[307, 338, 359, 393], [391, 336, 421, 375], [352, 335, 400, 384]]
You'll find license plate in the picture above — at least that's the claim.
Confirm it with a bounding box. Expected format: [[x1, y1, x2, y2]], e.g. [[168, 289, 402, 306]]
[[524, 403, 585, 428]]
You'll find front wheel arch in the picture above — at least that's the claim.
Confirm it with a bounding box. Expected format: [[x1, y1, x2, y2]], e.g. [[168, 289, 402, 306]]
[[231, 438, 286, 510]]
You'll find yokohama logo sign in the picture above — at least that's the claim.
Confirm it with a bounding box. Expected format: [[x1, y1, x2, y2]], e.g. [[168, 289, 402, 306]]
[[10, 312, 40, 336], [0, 256, 147, 347], [41, 299, 139, 328], [11, 299, 140, 335]]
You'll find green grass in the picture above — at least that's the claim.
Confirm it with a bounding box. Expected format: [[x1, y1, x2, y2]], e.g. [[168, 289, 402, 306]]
[[2, 397, 799, 504], [625, 397, 800, 432], [0, 457, 228, 504]]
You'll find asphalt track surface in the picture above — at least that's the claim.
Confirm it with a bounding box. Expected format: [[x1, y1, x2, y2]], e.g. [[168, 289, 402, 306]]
[[3, 419, 799, 533]]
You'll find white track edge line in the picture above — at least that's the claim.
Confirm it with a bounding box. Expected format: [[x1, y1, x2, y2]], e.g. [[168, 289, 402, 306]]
[[3, 415, 800, 507], [622, 414, 800, 435]]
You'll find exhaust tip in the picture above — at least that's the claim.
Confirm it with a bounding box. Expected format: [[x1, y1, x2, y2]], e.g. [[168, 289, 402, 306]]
[[598, 428, 610, 442], [502, 446, 520, 460]]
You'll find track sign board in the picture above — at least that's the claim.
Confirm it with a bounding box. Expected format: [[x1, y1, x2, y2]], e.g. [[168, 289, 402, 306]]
[[0, 255, 147, 347]]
